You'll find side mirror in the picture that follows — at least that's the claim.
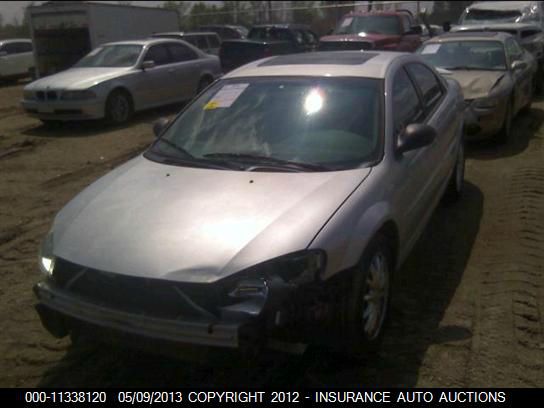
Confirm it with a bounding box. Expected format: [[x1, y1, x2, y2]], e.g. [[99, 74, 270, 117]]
[[397, 123, 436, 154], [326, 28, 334, 35], [408, 25, 423, 35], [511, 60, 527, 71], [0, 51, 7, 57], [442, 21, 451, 32], [142, 60, 155, 70], [153, 117, 170, 138]]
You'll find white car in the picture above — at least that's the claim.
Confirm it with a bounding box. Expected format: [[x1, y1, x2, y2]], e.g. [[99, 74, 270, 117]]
[[21, 38, 222, 125], [0, 39, 34, 81]]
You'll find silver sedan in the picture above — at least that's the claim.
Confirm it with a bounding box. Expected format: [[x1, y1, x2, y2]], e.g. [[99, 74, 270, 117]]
[[34, 51, 465, 356], [21, 38, 222, 124]]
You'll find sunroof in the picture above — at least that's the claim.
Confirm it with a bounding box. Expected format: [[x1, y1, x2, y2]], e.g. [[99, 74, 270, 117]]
[[258, 51, 379, 67]]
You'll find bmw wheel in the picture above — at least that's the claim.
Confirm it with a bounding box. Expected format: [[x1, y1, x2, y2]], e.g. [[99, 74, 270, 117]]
[[105, 90, 133, 125]]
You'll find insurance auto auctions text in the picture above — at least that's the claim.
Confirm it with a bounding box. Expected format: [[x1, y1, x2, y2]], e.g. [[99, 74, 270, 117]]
[[176, 391, 507, 403]]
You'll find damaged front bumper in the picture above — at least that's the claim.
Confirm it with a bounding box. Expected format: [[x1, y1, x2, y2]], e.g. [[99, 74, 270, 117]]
[[33, 274, 309, 351], [34, 281, 245, 348], [463, 101, 506, 141]]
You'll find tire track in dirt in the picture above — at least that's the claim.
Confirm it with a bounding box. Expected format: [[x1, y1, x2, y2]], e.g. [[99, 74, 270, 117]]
[[469, 159, 544, 386]]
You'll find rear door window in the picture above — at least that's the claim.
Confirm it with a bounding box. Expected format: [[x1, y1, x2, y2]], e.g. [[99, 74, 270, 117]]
[[167, 43, 199, 62], [145, 44, 172, 66], [16, 42, 33, 53], [406, 63, 444, 115]]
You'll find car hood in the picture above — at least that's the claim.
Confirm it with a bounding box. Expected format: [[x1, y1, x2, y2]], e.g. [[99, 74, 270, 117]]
[[26, 67, 131, 90], [52, 156, 371, 283], [439, 70, 506, 100]]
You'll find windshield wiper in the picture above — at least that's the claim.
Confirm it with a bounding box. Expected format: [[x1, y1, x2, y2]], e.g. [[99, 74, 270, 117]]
[[203, 153, 330, 172], [154, 138, 194, 159]]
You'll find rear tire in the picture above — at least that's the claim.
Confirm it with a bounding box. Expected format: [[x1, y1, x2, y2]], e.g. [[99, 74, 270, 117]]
[[341, 234, 393, 357], [105, 89, 133, 125]]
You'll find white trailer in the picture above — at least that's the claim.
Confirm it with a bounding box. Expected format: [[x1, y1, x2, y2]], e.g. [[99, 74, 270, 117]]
[[27, 1, 179, 77]]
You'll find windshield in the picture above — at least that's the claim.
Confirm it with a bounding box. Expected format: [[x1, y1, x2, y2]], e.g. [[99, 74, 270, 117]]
[[335, 15, 400, 35], [73, 45, 143, 68], [418, 41, 507, 71], [460, 8, 531, 24], [147, 77, 383, 171]]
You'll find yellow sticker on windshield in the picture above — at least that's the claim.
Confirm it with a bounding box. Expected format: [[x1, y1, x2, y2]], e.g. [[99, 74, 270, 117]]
[[203, 83, 249, 110], [204, 100, 219, 110]]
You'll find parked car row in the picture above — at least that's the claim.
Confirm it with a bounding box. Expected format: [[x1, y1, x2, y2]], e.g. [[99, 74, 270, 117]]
[[26, 4, 543, 357]]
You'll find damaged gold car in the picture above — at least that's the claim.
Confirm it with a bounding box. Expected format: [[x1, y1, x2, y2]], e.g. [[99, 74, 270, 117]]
[[418, 31, 535, 143]]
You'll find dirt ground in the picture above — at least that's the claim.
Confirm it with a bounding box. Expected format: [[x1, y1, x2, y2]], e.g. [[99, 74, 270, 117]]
[[0, 79, 543, 388]]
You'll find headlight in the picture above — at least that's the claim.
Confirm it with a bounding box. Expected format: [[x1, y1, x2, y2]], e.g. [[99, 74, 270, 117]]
[[60, 90, 96, 100], [229, 250, 326, 299], [472, 96, 501, 110], [39, 231, 55, 276]]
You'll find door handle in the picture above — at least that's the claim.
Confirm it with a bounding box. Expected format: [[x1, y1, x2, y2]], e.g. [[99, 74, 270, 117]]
[[168, 68, 175, 73]]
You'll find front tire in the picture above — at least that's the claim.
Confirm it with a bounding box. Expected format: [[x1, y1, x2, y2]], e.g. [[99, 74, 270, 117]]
[[105, 90, 133, 125], [342, 234, 393, 355]]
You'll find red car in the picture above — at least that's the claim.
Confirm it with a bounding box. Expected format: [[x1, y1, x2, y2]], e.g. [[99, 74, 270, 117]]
[[319, 10, 423, 52]]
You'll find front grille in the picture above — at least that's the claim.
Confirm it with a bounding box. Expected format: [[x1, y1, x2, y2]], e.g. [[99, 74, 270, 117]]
[[53, 258, 230, 320], [35, 90, 58, 101]]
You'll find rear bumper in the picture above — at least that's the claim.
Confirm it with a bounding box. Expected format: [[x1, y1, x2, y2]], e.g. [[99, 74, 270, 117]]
[[34, 281, 243, 348]]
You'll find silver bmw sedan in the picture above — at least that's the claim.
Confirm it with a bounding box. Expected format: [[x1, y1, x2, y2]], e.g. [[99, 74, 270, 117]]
[[21, 38, 222, 125], [34, 51, 465, 356]]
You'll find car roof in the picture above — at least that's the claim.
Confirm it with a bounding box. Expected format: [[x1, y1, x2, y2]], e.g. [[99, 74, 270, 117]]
[[467, 1, 535, 11], [427, 31, 512, 43], [103, 38, 186, 46], [223, 51, 408, 80]]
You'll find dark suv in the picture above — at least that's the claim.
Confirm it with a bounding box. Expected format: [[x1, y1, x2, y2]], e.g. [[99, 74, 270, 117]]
[[198, 25, 248, 40], [219, 24, 318, 72]]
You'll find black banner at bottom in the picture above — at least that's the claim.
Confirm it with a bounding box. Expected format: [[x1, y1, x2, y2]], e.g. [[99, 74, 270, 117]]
[[5, 388, 543, 405]]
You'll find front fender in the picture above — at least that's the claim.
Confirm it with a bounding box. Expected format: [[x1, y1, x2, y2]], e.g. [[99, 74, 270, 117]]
[[311, 196, 396, 281]]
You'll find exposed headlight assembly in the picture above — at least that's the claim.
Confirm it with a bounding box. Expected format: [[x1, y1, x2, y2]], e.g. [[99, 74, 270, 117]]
[[60, 90, 97, 100], [39, 231, 55, 276], [228, 250, 326, 299]]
